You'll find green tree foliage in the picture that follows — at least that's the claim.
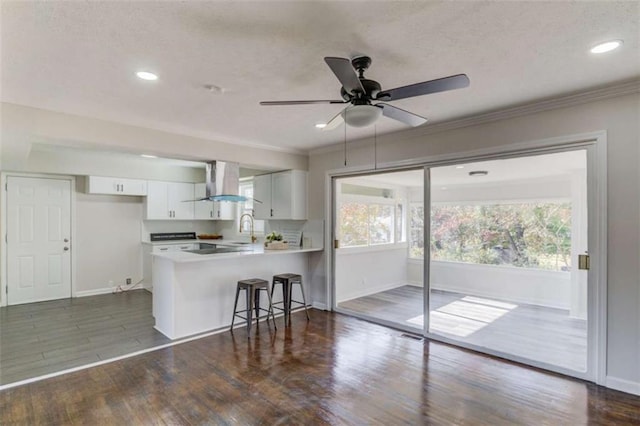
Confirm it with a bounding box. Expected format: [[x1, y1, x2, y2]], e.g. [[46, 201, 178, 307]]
[[416, 203, 571, 271]]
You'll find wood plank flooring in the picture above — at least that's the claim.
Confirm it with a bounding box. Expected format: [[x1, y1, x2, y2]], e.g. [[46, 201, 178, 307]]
[[0, 290, 171, 385], [1, 310, 639, 425], [339, 286, 587, 371]]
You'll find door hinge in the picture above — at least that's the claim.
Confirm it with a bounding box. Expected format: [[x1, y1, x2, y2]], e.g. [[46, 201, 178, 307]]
[[578, 254, 590, 270], [334, 239, 340, 249]]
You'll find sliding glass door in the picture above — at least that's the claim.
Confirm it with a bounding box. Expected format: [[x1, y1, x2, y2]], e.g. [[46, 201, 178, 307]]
[[333, 169, 425, 333], [426, 150, 589, 375]]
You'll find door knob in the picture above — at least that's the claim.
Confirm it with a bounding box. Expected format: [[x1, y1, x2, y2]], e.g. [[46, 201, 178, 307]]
[[64, 247, 69, 251], [64, 238, 69, 242]]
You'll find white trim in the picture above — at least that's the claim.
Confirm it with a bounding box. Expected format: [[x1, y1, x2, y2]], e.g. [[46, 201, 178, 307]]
[[309, 80, 639, 156], [312, 302, 328, 311], [1, 172, 76, 307], [74, 285, 143, 298], [605, 376, 640, 396], [589, 133, 608, 386]]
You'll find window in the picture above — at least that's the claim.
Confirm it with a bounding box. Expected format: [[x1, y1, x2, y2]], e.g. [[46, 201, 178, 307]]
[[239, 180, 265, 234], [338, 183, 405, 248], [409, 203, 424, 258], [410, 202, 572, 271]]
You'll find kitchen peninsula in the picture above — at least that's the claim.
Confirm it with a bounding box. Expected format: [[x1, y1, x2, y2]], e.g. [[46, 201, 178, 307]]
[[152, 243, 322, 339]]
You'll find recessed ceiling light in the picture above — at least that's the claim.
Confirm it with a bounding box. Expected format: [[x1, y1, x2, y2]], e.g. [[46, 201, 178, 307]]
[[455, 165, 465, 169], [315, 123, 327, 129], [203, 84, 225, 94], [136, 71, 158, 81], [469, 170, 488, 176], [141, 154, 157, 158], [590, 40, 623, 54], [441, 187, 448, 190]]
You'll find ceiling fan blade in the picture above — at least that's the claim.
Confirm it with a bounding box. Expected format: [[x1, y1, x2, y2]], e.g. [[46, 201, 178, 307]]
[[322, 108, 346, 131], [324, 57, 365, 95], [377, 74, 470, 101], [260, 100, 346, 106], [378, 103, 428, 127]]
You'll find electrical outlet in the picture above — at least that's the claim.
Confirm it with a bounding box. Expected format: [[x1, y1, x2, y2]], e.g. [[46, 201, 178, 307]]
[[126, 278, 132, 285]]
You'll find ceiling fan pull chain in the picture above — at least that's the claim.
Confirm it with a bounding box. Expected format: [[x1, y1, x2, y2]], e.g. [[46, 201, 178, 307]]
[[344, 108, 348, 166], [374, 124, 377, 170]]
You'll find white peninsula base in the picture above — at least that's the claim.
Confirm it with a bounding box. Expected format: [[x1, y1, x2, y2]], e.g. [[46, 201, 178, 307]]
[[152, 248, 320, 340]]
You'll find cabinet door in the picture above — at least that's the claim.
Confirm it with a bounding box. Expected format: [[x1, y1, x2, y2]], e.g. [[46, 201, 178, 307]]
[[194, 183, 215, 219], [168, 183, 195, 220], [271, 171, 292, 219], [253, 174, 272, 219], [146, 181, 170, 219], [215, 201, 236, 220], [120, 178, 147, 196], [86, 176, 119, 194]]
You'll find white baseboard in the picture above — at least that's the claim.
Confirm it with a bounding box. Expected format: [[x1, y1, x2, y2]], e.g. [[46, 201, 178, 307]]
[[605, 376, 640, 396], [312, 302, 328, 311], [75, 283, 144, 298]]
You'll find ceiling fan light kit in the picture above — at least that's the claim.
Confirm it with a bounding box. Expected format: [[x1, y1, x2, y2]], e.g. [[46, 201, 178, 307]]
[[342, 105, 383, 127], [260, 55, 470, 129]]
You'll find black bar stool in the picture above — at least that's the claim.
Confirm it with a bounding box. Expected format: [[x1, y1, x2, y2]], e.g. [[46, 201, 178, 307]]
[[271, 273, 310, 322], [230, 278, 276, 337]]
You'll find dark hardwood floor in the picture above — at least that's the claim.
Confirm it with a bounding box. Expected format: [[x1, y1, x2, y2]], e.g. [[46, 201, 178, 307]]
[[339, 286, 587, 371], [0, 290, 171, 385], [1, 310, 639, 425]]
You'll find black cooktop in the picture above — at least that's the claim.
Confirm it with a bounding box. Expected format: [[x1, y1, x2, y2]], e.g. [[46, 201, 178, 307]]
[[150, 232, 197, 242]]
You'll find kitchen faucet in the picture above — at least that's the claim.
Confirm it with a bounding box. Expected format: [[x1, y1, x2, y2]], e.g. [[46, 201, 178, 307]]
[[239, 213, 257, 243]]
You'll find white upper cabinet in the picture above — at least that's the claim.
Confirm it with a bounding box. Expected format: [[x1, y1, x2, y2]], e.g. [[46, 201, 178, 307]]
[[253, 170, 307, 220], [193, 183, 236, 220], [85, 176, 147, 196], [145, 181, 194, 220], [253, 174, 272, 219]]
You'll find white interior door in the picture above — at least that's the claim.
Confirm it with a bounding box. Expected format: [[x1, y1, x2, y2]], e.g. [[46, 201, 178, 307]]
[[7, 176, 72, 305]]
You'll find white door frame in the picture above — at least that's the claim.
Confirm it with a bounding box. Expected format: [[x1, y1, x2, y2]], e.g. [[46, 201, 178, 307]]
[[326, 130, 607, 385], [1, 172, 77, 307]]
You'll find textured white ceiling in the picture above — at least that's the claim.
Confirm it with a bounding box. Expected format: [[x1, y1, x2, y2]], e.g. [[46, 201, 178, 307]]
[[2, 2, 638, 153]]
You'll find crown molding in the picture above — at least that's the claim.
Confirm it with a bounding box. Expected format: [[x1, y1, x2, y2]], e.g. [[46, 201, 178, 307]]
[[308, 78, 640, 156]]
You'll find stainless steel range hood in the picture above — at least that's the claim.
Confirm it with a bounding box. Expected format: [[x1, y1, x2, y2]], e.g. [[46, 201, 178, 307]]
[[200, 161, 260, 203]]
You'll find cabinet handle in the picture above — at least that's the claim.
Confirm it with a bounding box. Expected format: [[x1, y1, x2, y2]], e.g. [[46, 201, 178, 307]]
[[210, 211, 213, 218], [270, 208, 273, 217], [159, 248, 169, 251], [217, 210, 220, 218]]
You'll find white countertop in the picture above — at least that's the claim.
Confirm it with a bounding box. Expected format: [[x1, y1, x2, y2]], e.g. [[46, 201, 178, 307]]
[[152, 244, 323, 263]]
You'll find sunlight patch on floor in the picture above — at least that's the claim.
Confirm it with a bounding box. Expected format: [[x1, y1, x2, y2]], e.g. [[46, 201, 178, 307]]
[[407, 296, 518, 337]]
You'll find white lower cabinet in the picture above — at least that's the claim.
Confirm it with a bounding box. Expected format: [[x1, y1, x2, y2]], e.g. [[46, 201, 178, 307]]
[[145, 181, 195, 220]]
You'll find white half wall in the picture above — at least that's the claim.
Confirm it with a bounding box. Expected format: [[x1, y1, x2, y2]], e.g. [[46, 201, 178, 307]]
[[409, 260, 571, 309], [335, 245, 408, 303]]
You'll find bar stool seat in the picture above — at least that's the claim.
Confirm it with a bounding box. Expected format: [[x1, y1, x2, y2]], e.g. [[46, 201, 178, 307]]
[[271, 273, 310, 322], [230, 278, 276, 337]]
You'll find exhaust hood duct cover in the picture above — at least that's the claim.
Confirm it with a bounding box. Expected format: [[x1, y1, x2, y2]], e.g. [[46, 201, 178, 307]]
[[201, 161, 261, 203]]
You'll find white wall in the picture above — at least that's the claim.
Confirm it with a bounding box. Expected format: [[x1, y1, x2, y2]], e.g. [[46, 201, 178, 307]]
[[408, 260, 571, 310], [308, 90, 640, 389], [335, 245, 409, 303], [75, 192, 144, 295]]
